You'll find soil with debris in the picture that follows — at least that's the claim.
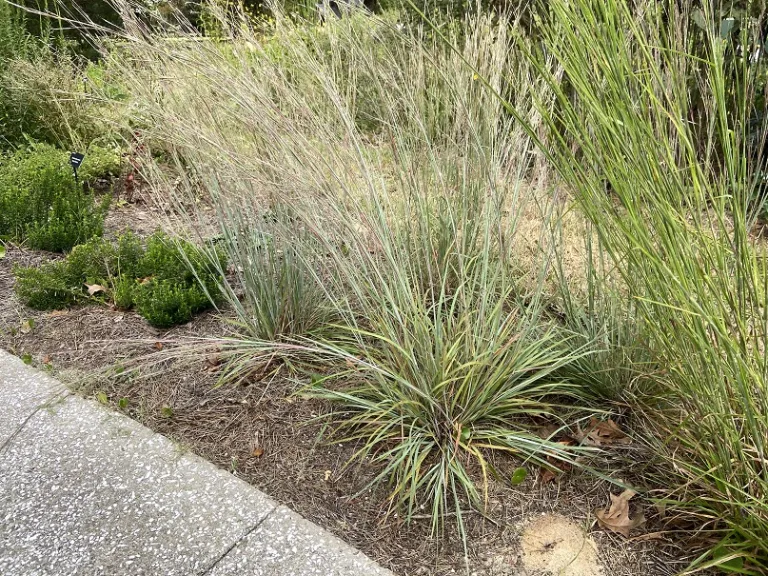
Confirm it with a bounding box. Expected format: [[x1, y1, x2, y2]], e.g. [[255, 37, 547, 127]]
[[0, 191, 704, 576]]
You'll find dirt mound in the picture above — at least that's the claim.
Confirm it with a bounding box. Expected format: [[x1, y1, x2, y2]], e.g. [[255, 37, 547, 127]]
[[520, 514, 603, 576]]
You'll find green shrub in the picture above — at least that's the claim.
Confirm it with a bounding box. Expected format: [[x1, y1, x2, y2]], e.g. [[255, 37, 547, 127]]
[[14, 231, 226, 328], [142, 232, 226, 288], [0, 144, 113, 251], [134, 280, 211, 328], [13, 261, 79, 310], [142, 233, 198, 282], [65, 232, 145, 284], [78, 145, 122, 182], [134, 232, 226, 327], [114, 232, 147, 278], [14, 233, 144, 310]]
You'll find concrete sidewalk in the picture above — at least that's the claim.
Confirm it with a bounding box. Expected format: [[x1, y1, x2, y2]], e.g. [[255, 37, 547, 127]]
[[0, 350, 392, 576]]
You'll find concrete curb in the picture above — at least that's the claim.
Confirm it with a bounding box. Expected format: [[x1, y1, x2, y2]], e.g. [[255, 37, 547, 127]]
[[0, 350, 393, 576]]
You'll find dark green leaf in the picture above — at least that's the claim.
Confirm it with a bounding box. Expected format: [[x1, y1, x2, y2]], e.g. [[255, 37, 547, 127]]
[[510, 467, 527, 486]]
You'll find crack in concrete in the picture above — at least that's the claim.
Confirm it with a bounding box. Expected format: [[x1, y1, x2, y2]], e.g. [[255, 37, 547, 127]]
[[0, 391, 70, 455], [197, 505, 279, 576]]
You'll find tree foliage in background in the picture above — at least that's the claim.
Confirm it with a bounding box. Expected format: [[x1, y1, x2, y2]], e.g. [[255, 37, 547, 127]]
[[0, 1, 39, 145]]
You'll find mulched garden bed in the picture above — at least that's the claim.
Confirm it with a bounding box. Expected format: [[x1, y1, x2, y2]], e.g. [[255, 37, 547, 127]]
[[0, 191, 704, 576]]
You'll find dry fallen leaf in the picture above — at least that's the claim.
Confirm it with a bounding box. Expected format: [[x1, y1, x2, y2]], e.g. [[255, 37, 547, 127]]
[[539, 468, 557, 484], [595, 489, 645, 537], [538, 438, 574, 484], [85, 284, 106, 296], [204, 353, 222, 372], [534, 423, 561, 439], [577, 418, 631, 447], [154, 342, 164, 351]]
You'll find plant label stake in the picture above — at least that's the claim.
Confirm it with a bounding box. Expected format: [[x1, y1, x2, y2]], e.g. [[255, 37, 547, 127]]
[[70, 152, 85, 185]]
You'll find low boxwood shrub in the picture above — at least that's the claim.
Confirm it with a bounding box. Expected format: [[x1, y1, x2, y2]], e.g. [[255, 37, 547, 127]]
[[65, 233, 145, 284], [0, 143, 119, 251], [133, 280, 212, 329], [14, 261, 77, 310], [14, 231, 226, 328]]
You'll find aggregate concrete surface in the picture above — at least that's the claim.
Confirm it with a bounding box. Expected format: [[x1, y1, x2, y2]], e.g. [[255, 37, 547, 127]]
[[0, 350, 392, 576]]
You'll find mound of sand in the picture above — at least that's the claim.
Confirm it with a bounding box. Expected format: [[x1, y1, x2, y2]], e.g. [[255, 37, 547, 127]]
[[520, 514, 603, 576]]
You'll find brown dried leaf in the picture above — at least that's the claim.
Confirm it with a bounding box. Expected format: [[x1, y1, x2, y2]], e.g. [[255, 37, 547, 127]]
[[577, 418, 631, 447], [595, 489, 645, 537], [85, 284, 106, 296], [538, 438, 574, 484], [534, 423, 561, 439], [539, 468, 557, 484], [154, 342, 164, 351]]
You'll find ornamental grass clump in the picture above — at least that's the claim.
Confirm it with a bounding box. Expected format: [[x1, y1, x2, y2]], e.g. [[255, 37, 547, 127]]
[[506, 0, 768, 569], [97, 2, 597, 535]]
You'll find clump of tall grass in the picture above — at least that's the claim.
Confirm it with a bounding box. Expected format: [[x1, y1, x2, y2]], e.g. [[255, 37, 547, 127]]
[[98, 1, 599, 535], [509, 0, 768, 569], [552, 230, 651, 403]]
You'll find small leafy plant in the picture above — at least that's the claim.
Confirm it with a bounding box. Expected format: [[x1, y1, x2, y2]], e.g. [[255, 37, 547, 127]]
[[133, 280, 211, 329], [0, 143, 117, 251], [14, 231, 226, 328]]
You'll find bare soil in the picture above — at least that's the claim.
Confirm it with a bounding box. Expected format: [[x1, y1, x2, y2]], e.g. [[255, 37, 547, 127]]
[[0, 193, 704, 576]]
